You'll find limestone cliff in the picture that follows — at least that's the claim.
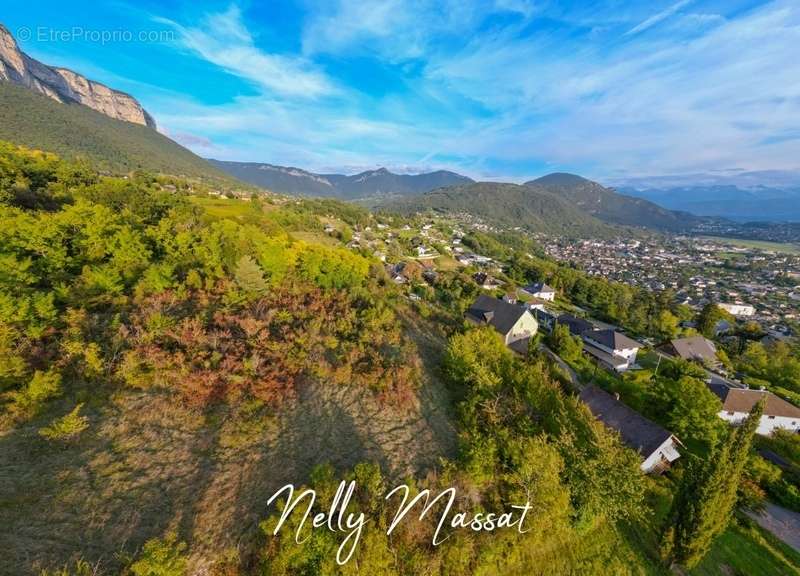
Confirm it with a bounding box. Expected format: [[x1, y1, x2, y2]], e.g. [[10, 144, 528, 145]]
[[0, 23, 156, 128]]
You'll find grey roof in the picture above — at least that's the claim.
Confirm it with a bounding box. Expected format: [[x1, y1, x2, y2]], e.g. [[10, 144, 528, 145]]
[[466, 294, 528, 336], [523, 282, 555, 294], [584, 329, 641, 351], [583, 341, 629, 368], [557, 314, 594, 335], [580, 386, 675, 457], [670, 336, 717, 362]]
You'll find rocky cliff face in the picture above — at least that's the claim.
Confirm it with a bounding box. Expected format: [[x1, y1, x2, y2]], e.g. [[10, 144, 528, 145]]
[[0, 24, 156, 128]]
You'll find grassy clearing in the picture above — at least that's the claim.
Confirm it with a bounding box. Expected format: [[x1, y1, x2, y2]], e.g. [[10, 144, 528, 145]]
[[691, 519, 800, 575], [188, 196, 256, 219], [698, 235, 800, 255]]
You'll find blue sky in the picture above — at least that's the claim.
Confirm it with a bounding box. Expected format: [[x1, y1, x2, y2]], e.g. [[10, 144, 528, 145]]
[[5, 0, 800, 182]]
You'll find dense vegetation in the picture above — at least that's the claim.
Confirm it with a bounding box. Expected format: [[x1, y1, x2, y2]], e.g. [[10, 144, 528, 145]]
[[387, 182, 616, 238], [2, 142, 798, 575], [0, 83, 237, 185]]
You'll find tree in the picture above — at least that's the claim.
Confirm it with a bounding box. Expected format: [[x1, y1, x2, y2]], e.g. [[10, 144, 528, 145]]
[[662, 398, 764, 568], [697, 303, 733, 338], [547, 322, 583, 362]]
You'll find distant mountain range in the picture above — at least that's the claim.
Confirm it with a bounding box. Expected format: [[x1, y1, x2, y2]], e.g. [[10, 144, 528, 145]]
[[208, 159, 474, 199], [0, 24, 155, 128], [620, 185, 800, 222]]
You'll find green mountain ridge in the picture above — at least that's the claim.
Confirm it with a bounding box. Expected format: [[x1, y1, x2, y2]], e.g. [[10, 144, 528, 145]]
[[527, 172, 702, 231], [0, 81, 237, 185], [385, 181, 618, 237]]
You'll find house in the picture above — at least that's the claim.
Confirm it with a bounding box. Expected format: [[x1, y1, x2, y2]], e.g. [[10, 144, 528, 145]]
[[520, 282, 556, 301], [708, 384, 800, 436], [473, 272, 504, 291], [719, 302, 756, 317], [502, 292, 518, 304], [534, 308, 558, 331], [579, 386, 682, 474], [582, 329, 641, 372], [665, 336, 719, 367], [556, 314, 594, 336], [465, 294, 538, 348]]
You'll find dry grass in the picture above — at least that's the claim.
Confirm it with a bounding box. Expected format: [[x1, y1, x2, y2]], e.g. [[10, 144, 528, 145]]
[[0, 343, 457, 575]]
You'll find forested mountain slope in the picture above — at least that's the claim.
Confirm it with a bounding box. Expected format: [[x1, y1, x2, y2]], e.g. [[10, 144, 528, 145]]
[[0, 82, 235, 184], [387, 181, 618, 237], [527, 172, 703, 231]]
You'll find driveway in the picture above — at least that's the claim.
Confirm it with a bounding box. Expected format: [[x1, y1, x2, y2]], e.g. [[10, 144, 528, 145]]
[[746, 502, 800, 551]]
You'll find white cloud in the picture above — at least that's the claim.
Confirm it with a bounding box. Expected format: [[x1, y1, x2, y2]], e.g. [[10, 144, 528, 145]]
[[157, 5, 335, 97], [626, 0, 694, 36]]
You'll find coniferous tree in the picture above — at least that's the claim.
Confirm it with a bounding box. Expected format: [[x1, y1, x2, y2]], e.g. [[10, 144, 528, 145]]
[[662, 399, 764, 568]]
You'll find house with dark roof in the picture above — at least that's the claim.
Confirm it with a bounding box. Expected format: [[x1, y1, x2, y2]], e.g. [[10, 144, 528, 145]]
[[465, 294, 538, 349], [556, 314, 594, 336], [520, 282, 556, 301], [472, 272, 503, 290], [709, 384, 800, 436], [582, 329, 642, 372], [665, 336, 719, 367], [579, 386, 682, 474]]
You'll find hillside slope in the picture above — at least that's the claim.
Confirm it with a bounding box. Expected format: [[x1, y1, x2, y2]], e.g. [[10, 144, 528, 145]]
[[528, 172, 701, 231], [388, 181, 617, 237], [210, 159, 473, 199], [0, 82, 234, 183]]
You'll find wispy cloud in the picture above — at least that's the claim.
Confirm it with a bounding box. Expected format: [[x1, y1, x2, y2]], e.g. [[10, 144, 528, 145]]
[[157, 5, 335, 97], [139, 0, 800, 181], [626, 0, 694, 36]]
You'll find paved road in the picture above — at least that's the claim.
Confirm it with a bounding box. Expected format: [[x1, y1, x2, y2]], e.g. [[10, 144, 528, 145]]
[[746, 502, 800, 551]]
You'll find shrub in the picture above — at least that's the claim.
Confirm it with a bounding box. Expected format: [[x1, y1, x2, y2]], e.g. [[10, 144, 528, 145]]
[[39, 403, 89, 441]]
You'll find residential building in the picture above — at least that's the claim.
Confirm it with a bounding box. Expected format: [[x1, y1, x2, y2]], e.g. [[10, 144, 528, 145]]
[[665, 335, 719, 367], [579, 386, 682, 474], [556, 314, 594, 336], [719, 302, 756, 317], [709, 384, 800, 436], [465, 294, 539, 349], [520, 282, 556, 301], [582, 329, 641, 372]]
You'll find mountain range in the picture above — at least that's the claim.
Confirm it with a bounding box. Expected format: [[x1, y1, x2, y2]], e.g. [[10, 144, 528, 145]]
[[208, 159, 473, 199], [620, 185, 800, 222], [0, 23, 795, 233], [0, 24, 155, 128]]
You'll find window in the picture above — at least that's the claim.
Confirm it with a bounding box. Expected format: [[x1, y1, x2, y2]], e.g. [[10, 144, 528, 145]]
[[727, 411, 735, 416], [767, 415, 775, 420]]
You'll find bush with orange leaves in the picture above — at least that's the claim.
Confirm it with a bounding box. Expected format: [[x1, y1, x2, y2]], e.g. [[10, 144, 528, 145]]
[[117, 281, 419, 408]]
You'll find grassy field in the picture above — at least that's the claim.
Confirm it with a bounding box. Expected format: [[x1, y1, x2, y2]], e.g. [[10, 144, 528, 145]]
[[691, 520, 800, 575], [188, 196, 256, 219], [699, 235, 800, 255]]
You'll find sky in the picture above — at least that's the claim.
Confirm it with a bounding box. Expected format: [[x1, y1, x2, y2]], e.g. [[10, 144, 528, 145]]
[[4, 0, 800, 183]]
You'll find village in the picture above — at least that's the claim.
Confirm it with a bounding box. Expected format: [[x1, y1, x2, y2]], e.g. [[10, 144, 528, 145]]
[[330, 211, 800, 481]]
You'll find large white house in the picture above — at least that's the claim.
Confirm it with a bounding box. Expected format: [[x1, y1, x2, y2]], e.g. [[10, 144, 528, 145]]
[[465, 294, 538, 349], [582, 329, 641, 372], [718, 302, 756, 317], [520, 282, 556, 301], [580, 386, 682, 474], [709, 384, 800, 436]]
